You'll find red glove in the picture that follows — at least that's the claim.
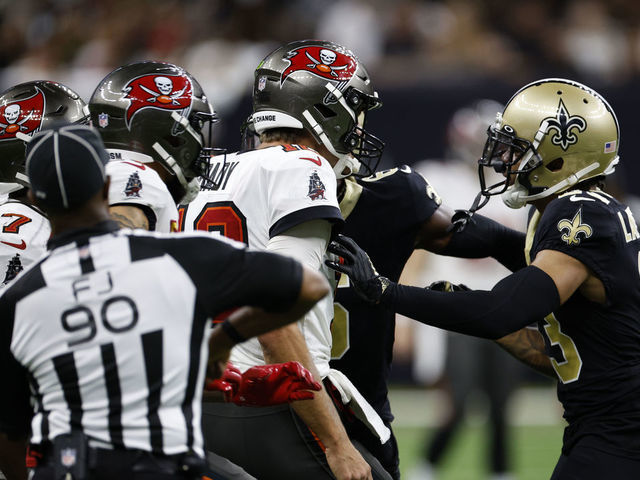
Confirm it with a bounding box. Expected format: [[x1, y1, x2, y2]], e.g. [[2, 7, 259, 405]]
[[207, 361, 322, 406], [206, 363, 243, 401]]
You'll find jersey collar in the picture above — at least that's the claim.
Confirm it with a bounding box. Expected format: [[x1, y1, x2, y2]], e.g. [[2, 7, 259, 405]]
[[48, 220, 120, 250]]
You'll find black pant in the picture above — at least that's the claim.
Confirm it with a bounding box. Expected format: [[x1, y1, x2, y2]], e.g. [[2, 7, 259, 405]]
[[551, 444, 640, 480], [33, 448, 203, 480], [202, 402, 392, 480]]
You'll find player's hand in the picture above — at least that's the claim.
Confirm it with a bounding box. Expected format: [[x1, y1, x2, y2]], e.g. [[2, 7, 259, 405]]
[[325, 234, 392, 304], [206, 362, 243, 401], [325, 442, 373, 480], [206, 362, 322, 406], [427, 280, 470, 292]]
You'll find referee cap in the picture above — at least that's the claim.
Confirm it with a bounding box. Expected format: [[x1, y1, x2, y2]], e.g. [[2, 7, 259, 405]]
[[26, 124, 109, 210]]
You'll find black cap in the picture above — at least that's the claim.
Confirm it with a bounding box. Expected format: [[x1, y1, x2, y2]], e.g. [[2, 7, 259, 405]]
[[26, 124, 109, 210]]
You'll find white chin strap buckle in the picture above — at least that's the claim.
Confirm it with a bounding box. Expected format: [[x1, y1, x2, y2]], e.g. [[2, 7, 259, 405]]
[[333, 156, 361, 179], [501, 184, 528, 209]]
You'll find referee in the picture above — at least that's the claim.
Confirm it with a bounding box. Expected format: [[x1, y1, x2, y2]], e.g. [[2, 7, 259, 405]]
[[0, 124, 329, 480]]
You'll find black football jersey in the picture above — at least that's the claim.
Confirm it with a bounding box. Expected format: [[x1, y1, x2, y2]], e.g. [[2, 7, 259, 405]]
[[330, 166, 441, 421], [528, 189, 640, 456]]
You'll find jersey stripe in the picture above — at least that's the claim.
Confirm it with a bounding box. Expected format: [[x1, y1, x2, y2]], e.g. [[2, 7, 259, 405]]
[[182, 310, 208, 450], [77, 238, 95, 274], [101, 343, 124, 449], [52, 352, 83, 431], [27, 371, 48, 442], [142, 329, 164, 453]]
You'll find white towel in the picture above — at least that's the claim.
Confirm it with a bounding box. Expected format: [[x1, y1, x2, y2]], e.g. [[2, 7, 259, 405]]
[[325, 368, 391, 444]]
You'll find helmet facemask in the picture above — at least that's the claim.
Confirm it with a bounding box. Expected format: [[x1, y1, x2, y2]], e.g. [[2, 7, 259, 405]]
[[305, 84, 383, 178], [478, 122, 541, 200]]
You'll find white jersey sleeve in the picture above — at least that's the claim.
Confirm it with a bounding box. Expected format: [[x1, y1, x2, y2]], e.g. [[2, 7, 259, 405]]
[[0, 200, 50, 286], [106, 159, 179, 233], [261, 146, 342, 237]]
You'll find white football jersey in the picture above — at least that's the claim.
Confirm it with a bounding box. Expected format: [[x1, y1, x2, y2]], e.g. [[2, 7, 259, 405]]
[[106, 150, 179, 233], [180, 146, 342, 374], [0, 200, 50, 286]]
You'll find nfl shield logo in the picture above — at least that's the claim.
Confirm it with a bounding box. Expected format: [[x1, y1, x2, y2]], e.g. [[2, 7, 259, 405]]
[[98, 112, 109, 128], [258, 76, 267, 92], [60, 448, 77, 467]]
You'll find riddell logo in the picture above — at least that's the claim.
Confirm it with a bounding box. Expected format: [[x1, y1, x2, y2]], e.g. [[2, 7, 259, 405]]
[[122, 74, 193, 129], [0, 87, 45, 140], [280, 46, 357, 86]]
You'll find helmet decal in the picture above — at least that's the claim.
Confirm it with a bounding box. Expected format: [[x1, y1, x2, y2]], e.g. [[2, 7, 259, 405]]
[[0, 87, 46, 140], [122, 73, 193, 129], [280, 45, 357, 86], [542, 98, 586, 151]]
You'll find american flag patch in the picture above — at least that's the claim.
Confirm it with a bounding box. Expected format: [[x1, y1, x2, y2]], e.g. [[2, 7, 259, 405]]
[[604, 140, 616, 153]]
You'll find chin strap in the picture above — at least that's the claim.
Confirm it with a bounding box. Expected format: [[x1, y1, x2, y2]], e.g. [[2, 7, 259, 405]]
[[502, 161, 607, 209], [301, 109, 361, 178], [446, 190, 492, 233]]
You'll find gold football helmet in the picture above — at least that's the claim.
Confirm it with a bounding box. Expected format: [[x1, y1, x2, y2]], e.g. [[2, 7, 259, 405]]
[[479, 78, 619, 208]]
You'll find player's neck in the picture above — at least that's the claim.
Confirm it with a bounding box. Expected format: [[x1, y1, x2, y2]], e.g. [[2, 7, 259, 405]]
[[48, 203, 112, 238]]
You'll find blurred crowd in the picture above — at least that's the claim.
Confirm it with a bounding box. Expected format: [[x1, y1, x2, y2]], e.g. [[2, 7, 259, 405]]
[[3, 0, 640, 111]]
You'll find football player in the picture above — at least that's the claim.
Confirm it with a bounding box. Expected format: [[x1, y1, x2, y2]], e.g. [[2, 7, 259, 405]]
[[325, 130, 527, 477], [0, 80, 88, 285], [88, 61, 217, 232], [328, 79, 640, 478], [180, 40, 389, 480]]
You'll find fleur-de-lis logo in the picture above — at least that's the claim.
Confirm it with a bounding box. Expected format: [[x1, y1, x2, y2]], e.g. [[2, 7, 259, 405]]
[[543, 99, 586, 151], [557, 209, 593, 246]]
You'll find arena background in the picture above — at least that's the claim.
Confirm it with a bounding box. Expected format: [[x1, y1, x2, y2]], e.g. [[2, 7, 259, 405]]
[[2, 0, 637, 478]]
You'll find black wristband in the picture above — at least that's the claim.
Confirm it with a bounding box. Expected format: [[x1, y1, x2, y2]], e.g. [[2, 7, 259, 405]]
[[221, 319, 247, 344]]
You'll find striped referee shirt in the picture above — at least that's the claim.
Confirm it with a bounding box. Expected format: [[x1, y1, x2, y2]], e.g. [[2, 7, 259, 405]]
[[0, 221, 301, 457]]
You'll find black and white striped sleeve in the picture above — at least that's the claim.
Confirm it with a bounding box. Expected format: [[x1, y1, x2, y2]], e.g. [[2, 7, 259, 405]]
[[131, 235, 303, 316]]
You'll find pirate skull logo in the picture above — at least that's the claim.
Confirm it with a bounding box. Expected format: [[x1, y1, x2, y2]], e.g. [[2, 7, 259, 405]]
[[280, 45, 357, 86], [137, 75, 186, 105], [4, 105, 20, 124], [0, 87, 44, 139], [154, 77, 173, 95], [122, 73, 193, 129], [306, 48, 346, 76]]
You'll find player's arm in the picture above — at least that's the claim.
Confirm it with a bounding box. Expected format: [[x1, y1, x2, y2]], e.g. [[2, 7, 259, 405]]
[[261, 220, 372, 480], [495, 327, 555, 378], [415, 205, 526, 272], [207, 264, 329, 374], [327, 235, 588, 339], [109, 205, 149, 230]]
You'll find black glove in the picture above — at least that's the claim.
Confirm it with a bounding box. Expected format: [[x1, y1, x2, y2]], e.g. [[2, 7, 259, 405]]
[[325, 234, 392, 304], [427, 280, 470, 292]]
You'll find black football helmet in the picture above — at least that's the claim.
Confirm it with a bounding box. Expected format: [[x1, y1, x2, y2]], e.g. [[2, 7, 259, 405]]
[[0, 80, 88, 194], [88, 61, 217, 203], [252, 40, 384, 178]]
